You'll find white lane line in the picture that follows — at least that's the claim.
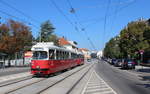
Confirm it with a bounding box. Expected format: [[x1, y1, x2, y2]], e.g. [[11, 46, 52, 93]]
[[81, 70, 94, 94], [86, 88, 112, 93], [93, 90, 115, 94], [87, 85, 107, 89], [94, 71, 117, 94], [81, 70, 117, 94]]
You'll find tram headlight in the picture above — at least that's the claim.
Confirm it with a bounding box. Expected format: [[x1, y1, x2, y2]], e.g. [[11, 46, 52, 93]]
[[36, 66, 40, 69], [31, 63, 34, 66]]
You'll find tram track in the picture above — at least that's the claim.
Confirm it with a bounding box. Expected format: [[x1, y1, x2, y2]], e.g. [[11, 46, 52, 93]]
[[0, 77, 47, 94], [0, 75, 33, 87], [2, 64, 91, 94], [66, 65, 92, 94], [38, 64, 93, 94]]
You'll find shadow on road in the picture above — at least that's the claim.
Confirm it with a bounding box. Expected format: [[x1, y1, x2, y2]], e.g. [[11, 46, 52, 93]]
[[137, 68, 150, 73], [136, 83, 150, 88], [139, 75, 150, 81], [137, 75, 150, 88]]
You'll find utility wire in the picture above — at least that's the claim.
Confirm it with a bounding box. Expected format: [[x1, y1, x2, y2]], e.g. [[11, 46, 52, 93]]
[[49, 0, 74, 26], [0, 0, 65, 41], [66, 0, 97, 51], [66, 0, 85, 29], [49, 0, 83, 39], [0, 9, 55, 39], [50, 0, 95, 50], [104, 0, 111, 36], [103, 0, 111, 48], [0, 0, 40, 24], [110, 0, 120, 33], [0, 9, 31, 25], [79, 0, 136, 29]]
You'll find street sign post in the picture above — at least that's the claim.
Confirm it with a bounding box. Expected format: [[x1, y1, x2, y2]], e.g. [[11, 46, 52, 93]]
[[139, 50, 144, 69], [140, 50, 144, 55]]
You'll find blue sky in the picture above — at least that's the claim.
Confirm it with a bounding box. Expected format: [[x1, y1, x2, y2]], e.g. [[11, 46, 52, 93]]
[[0, 0, 150, 51]]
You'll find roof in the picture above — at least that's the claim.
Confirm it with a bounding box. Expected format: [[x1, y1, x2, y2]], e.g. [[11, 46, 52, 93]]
[[0, 52, 7, 56], [68, 41, 77, 47], [79, 48, 89, 51], [31, 42, 76, 53], [58, 37, 70, 46], [31, 42, 59, 51]]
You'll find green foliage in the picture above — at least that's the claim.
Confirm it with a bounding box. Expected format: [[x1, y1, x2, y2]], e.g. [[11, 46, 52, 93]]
[[0, 19, 33, 57], [39, 20, 55, 42], [104, 19, 150, 59], [36, 20, 59, 45], [48, 34, 59, 45], [104, 36, 122, 58]]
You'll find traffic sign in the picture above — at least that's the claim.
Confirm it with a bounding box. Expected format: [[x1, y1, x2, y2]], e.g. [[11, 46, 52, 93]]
[[139, 50, 144, 54]]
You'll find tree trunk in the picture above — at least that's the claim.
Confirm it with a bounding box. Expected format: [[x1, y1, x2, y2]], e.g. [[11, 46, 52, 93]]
[[23, 52, 25, 66], [8, 59, 11, 67], [8, 55, 12, 67]]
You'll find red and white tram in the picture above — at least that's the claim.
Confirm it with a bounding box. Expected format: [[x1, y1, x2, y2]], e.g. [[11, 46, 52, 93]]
[[31, 42, 84, 76]]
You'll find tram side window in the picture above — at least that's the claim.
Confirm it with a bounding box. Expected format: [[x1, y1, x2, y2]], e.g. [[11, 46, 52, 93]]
[[67, 52, 69, 59], [62, 51, 65, 59], [56, 51, 60, 60], [74, 54, 76, 59], [65, 52, 68, 59], [60, 51, 63, 60], [56, 50, 63, 60], [32, 51, 48, 60], [49, 50, 55, 60], [71, 53, 73, 59], [62, 51, 65, 60], [77, 55, 79, 58], [75, 54, 78, 59]]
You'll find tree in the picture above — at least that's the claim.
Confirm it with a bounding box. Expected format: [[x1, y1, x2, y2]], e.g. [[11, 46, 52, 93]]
[[37, 20, 59, 45], [104, 18, 150, 59], [0, 19, 33, 66], [47, 34, 59, 45], [104, 36, 122, 59], [143, 27, 150, 51], [39, 20, 55, 42], [119, 21, 150, 58]]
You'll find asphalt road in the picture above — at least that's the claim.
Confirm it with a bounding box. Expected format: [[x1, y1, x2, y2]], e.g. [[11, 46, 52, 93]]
[[94, 59, 150, 94], [0, 67, 30, 77]]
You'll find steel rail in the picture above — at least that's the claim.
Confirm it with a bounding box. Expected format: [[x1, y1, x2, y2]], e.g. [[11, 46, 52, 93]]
[[37, 64, 91, 94]]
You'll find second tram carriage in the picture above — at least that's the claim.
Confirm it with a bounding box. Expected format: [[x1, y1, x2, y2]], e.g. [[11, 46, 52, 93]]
[[31, 42, 84, 76]]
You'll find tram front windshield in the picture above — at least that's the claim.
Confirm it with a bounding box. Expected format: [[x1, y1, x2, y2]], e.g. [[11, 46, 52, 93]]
[[32, 51, 48, 60]]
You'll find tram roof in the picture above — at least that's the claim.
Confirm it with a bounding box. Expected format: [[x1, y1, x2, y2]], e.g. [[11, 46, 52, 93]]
[[31, 42, 76, 53]]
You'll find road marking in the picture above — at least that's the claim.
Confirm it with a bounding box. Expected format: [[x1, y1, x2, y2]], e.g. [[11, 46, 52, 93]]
[[81, 70, 94, 94], [86, 88, 111, 92], [81, 70, 117, 94], [95, 71, 117, 94], [87, 86, 107, 89]]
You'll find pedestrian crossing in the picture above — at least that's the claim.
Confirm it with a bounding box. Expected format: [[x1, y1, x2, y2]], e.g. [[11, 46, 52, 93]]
[[82, 70, 117, 94]]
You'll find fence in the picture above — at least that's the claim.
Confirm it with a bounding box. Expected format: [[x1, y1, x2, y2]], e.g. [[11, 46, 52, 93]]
[[0, 57, 31, 68]]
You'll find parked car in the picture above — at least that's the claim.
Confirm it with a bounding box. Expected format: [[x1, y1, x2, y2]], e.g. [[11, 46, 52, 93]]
[[114, 59, 122, 67], [121, 59, 135, 69], [87, 59, 91, 62], [110, 59, 117, 65]]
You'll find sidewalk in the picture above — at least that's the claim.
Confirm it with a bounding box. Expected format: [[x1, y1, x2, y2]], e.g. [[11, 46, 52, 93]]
[[135, 65, 150, 81], [0, 66, 30, 77], [135, 65, 150, 73]]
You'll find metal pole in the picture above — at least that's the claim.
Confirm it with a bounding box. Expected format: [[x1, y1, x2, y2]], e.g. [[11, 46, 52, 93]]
[[141, 54, 143, 69], [40, 30, 41, 42]]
